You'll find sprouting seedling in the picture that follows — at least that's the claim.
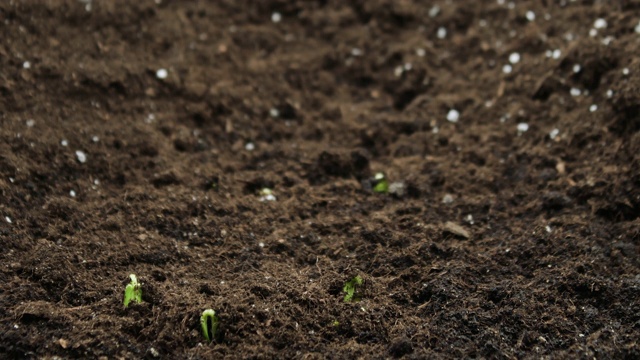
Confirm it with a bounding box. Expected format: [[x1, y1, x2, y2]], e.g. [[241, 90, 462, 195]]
[[343, 275, 364, 303], [372, 173, 389, 193], [201, 309, 219, 343], [258, 187, 276, 202], [123, 274, 142, 308]]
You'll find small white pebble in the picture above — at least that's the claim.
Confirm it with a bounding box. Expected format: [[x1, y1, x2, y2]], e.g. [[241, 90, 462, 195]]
[[5, 216, 12, 223], [394, 65, 404, 77], [26, 119, 35, 127], [606, 89, 613, 98], [269, 108, 279, 118], [526, 11, 535, 21], [446, 109, 460, 123], [509, 52, 520, 64], [573, 64, 581, 73], [589, 104, 598, 112], [351, 48, 362, 57], [428, 5, 440, 18], [23, 61, 31, 69], [271, 12, 282, 23], [570, 87, 581, 97], [259, 242, 265, 248], [549, 128, 560, 140], [517, 122, 529, 133], [69, 190, 76, 197], [416, 48, 426, 57], [75, 150, 87, 163], [437, 27, 447, 39], [442, 194, 454, 204], [61, 139, 69, 146], [622, 67, 630, 75], [545, 225, 552, 233], [502, 64, 513, 74], [552, 49, 562, 59], [594, 18, 607, 30], [465, 214, 474, 225], [156, 68, 168, 79], [245, 142, 255, 151], [92, 136, 99, 143]]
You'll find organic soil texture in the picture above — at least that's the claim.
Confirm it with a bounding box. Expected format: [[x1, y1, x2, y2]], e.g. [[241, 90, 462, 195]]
[[2, 1, 640, 359]]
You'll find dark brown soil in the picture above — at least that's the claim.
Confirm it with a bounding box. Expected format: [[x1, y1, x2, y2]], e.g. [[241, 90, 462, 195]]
[[2, 0, 640, 358]]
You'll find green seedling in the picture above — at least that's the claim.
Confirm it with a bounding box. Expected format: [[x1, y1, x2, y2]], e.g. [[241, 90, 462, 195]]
[[123, 274, 142, 308], [259, 188, 273, 196], [332, 320, 340, 327], [201, 309, 219, 343], [343, 275, 364, 303], [372, 172, 389, 193]]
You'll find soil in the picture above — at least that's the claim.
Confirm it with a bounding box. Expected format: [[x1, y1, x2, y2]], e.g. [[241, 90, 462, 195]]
[[1, 0, 640, 358]]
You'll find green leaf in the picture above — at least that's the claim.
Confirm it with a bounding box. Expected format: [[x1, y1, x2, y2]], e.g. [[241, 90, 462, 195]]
[[343, 275, 364, 302], [123, 274, 142, 308], [201, 309, 219, 343], [372, 173, 389, 193]]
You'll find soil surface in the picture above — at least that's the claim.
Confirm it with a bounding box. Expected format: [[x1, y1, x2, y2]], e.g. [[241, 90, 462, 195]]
[[2, 0, 640, 358]]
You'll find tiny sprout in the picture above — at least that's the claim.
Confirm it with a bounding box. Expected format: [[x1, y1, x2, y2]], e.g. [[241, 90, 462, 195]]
[[332, 320, 340, 327], [123, 274, 142, 308], [258, 188, 276, 202], [372, 173, 389, 193], [201, 309, 219, 343], [343, 275, 364, 303]]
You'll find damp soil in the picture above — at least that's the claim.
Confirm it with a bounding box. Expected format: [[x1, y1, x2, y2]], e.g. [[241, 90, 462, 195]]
[[1, 0, 640, 358]]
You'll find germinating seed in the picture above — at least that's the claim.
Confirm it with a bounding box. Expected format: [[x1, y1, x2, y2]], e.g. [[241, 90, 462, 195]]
[[549, 128, 560, 140]]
